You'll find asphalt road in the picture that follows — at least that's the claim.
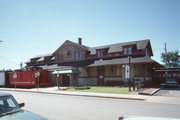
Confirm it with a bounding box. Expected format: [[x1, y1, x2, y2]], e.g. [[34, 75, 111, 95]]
[[4, 91, 180, 120], [154, 87, 180, 97]]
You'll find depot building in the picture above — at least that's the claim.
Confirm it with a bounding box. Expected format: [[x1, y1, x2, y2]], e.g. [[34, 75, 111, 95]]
[[26, 38, 161, 87]]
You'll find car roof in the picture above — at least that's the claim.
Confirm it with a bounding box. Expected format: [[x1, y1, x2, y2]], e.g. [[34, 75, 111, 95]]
[[0, 92, 12, 97]]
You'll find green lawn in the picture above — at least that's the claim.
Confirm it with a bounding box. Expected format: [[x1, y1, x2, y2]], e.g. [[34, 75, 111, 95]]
[[65, 86, 130, 94]]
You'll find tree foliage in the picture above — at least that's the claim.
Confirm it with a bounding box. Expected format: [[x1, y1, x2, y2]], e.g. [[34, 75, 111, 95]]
[[161, 50, 180, 68]]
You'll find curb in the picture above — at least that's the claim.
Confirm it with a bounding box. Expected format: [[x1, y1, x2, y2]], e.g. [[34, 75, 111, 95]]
[[0, 88, 145, 101], [138, 88, 161, 96], [151, 88, 161, 95]]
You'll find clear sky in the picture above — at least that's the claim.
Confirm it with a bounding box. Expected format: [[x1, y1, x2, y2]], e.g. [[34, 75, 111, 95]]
[[0, 0, 180, 70]]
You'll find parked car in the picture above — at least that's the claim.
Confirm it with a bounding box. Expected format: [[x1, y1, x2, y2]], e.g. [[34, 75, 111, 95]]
[[165, 78, 178, 87], [119, 116, 180, 120], [0, 92, 48, 120]]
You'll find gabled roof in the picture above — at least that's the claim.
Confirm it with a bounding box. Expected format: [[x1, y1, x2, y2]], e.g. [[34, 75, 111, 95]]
[[26, 54, 52, 63], [52, 40, 90, 55], [89, 39, 151, 55]]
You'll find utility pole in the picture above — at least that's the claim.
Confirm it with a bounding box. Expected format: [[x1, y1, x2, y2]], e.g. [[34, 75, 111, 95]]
[[128, 56, 131, 92], [164, 43, 168, 81]]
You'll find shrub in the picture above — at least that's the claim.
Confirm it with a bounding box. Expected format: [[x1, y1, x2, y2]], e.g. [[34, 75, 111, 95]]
[[74, 86, 91, 90]]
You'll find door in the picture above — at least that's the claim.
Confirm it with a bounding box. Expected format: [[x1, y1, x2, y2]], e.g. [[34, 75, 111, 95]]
[[62, 74, 70, 86], [97, 66, 105, 86]]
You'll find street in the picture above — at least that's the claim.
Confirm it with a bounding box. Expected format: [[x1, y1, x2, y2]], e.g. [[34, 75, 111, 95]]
[[3, 91, 180, 120]]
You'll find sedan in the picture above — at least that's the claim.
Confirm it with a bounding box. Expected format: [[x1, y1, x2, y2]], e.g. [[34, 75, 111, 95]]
[[0, 92, 48, 120]]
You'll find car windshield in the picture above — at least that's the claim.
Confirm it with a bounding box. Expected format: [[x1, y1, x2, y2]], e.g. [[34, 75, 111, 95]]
[[0, 95, 20, 115]]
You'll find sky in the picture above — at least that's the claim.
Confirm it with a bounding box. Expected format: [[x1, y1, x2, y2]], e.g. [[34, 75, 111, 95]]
[[0, 0, 180, 70]]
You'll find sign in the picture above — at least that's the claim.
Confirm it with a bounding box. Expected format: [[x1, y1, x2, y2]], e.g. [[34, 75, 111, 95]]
[[125, 65, 130, 79], [12, 73, 17, 79], [99, 75, 103, 79], [35, 72, 40, 78]]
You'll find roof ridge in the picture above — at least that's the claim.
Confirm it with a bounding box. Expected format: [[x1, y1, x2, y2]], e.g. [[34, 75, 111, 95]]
[[91, 39, 150, 48]]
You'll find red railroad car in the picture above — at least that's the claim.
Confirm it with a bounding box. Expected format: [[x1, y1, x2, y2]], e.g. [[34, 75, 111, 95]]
[[9, 70, 52, 87]]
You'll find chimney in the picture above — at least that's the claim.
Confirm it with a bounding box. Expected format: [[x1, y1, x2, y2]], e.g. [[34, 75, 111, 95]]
[[78, 37, 82, 45]]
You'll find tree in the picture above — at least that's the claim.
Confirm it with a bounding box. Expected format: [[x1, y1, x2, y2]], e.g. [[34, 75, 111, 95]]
[[20, 62, 23, 69], [161, 50, 180, 68]]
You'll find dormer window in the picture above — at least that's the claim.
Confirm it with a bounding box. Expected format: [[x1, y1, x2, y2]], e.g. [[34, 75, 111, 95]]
[[128, 47, 132, 54], [96, 48, 109, 58], [123, 47, 132, 55], [97, 50, 104, 58]]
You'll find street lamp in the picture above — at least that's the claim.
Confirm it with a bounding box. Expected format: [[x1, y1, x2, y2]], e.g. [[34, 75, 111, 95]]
[[56, 71, 60, 90]]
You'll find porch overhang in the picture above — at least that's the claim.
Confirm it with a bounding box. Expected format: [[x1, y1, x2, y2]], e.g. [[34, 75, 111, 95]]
[[52, 69, 80, 74], [88, 56, 161, 67]]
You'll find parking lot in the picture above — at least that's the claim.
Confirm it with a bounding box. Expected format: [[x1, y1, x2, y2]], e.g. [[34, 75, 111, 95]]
[[154, 86, 180, 97]]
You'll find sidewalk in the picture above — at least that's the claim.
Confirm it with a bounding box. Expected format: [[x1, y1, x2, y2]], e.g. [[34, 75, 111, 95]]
[[0, 87, 180, 104], [134, 88, 161, 95]]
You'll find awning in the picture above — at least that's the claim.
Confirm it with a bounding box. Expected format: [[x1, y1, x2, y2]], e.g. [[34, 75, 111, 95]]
[[52, 69, 81, 74]]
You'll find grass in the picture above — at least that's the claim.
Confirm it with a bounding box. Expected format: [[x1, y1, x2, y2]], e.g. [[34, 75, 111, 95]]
[[65, 86, 130, 94]]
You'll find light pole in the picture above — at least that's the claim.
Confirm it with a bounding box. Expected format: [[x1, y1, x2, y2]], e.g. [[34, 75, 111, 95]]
[[54, 70, 60, 90], [57, 73, 59, 90], [125, 56, 131, 92], [128, 56, 131, 92], [164, 43, 168, 81]]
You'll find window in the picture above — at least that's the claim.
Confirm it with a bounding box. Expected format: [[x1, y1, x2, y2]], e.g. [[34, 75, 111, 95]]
[[128, 47, 132, 54], [61, 54, 64, 61], [112, 66, 118, 76], [124, 47, 132, 55], [88, 67, 97, 76], [97, 51, 104, 58], [74, 51, 84, 60], [0, 95, 19, 114], [67, 50, 71, 56], [96, 48, 109, 58], [74, 51, 78, 60], [79, 51, 84, 59], [124, 48, 128, 55]]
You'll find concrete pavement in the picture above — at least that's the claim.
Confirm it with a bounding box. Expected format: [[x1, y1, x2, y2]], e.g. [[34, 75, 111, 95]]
[[0, 87, 180, 104]]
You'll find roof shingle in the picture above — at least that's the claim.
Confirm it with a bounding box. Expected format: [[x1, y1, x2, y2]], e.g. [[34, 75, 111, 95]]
[[88, 56, 156, 67], [89, 39, 150, 55]]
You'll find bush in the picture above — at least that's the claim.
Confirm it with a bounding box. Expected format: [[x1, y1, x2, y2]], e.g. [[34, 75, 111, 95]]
[[74, 86, 91, 90]]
